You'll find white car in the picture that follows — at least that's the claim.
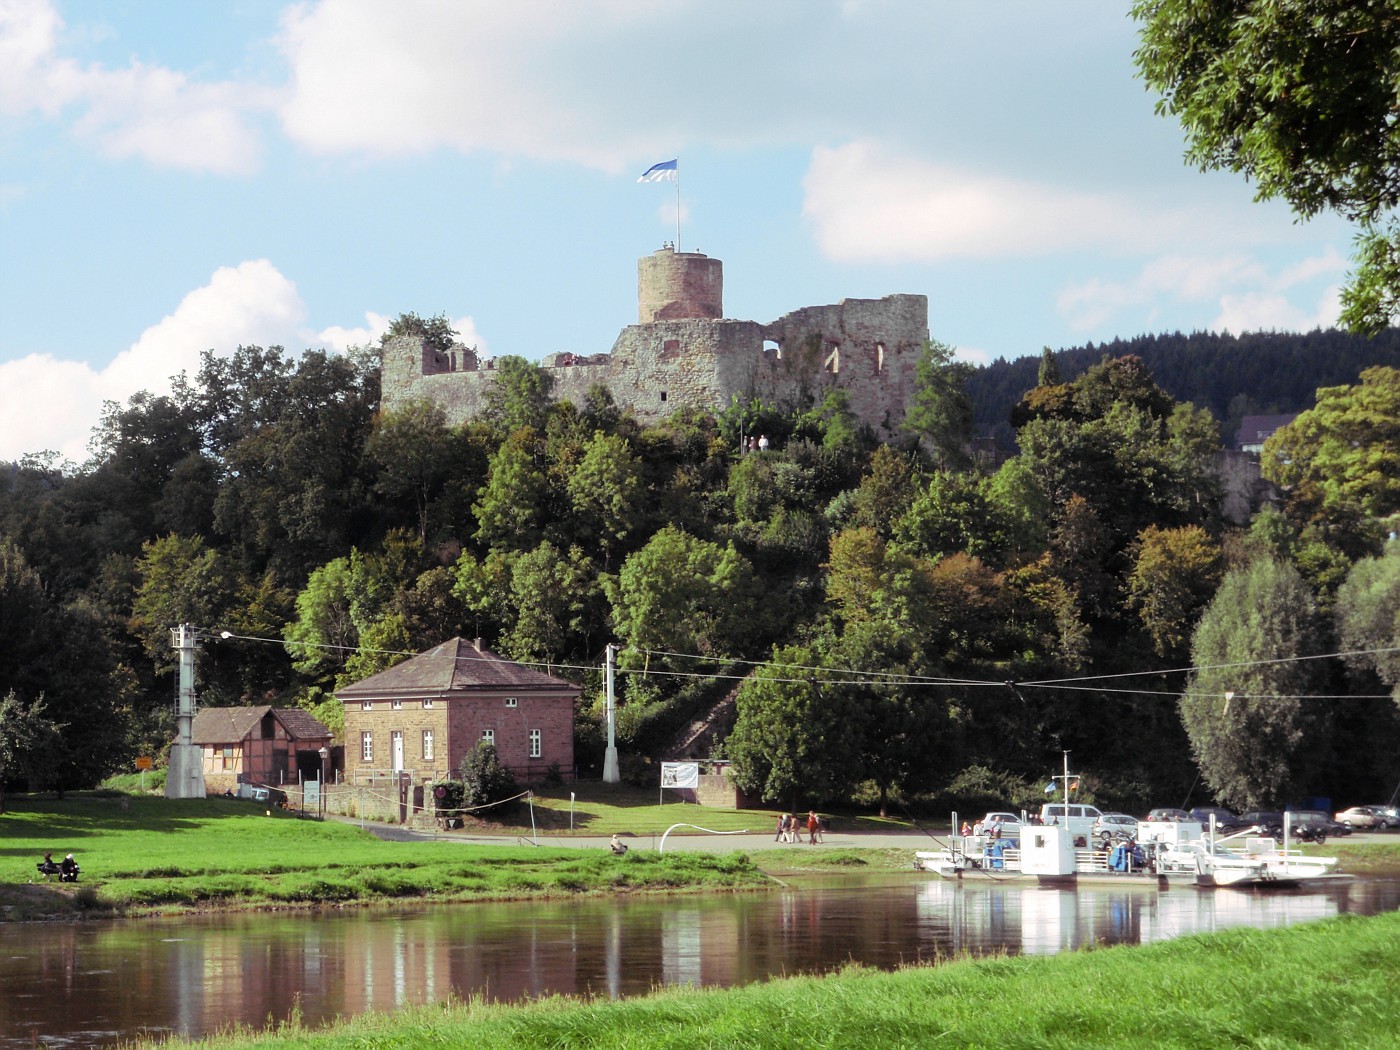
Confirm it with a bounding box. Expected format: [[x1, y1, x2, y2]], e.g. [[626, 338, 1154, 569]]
[[1335, 805, 1386, 828], [974, 811, 1022, 836]]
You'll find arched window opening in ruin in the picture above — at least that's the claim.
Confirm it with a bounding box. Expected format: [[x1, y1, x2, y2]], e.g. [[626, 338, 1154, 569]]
[[876, 342, 886, 373], [764, 339, 781, 360], [823, 344, 840, 373]]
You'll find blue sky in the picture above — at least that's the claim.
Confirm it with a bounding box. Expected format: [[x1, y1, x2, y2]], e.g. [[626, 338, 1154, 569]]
[[0, 0, 1353, 463]]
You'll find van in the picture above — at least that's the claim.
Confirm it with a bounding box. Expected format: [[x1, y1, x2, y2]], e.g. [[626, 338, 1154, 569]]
[[1039, 803, 1103, 844]]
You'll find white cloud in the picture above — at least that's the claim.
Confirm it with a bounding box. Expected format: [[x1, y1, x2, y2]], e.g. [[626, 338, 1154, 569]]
[[801, 140, 1212, 264], [953, 344, 994, 368], [1056, 250, 1347, 336], [0, 259, 308, 464], [0, 0, 273, 174], [314, 312, 487, 353], [276, 0, 662, 170], [1212, 285, 1342, 335], [0, 259, 491, 463]]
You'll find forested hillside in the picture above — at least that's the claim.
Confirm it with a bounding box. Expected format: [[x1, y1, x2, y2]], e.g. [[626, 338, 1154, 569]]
[[2, 332, 1397, 818], [967, 328, 1400, 449]]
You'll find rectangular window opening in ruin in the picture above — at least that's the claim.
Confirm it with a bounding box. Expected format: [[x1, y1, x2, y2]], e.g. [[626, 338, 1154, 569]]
[[877, 343, 885, 373], [660, 391, 667, 402], [824, 345, 841, 373]]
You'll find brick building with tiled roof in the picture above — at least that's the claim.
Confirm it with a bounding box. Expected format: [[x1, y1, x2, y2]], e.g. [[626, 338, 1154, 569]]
[[191, 705, 333, 795], [336, 637, 579, 782]]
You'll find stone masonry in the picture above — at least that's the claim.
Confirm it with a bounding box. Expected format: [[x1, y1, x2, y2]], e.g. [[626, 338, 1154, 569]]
[[381, 248, 930, 438]]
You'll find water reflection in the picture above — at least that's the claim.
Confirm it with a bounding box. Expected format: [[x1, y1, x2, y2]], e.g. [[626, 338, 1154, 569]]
[[2, 876, 1396, 1049]]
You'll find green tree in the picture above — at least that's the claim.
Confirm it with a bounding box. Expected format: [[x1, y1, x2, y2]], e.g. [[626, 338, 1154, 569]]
[[482, 356, 554, 435], [382, 311, 457, 354], [1037, 346, 1061, 387], [903, 338, 973, 469], [1334, 546, 1400, 703], [366, 400, 454, 546], [284, 557, 358, 678], [1263, 366, 1400, 523], [1133, 1, 1400, 334], [130, 535, 236, 669], [726, 645, 865, 806], [1180, 557, 1329, 810], [473, 430, 553, 551], [850, 445, 919, 539], [565, 432, 644, 560], [0, 691, 63, 809], [607, 526, 757, 668], [1127, 524, 1224, 659], [499, 543, 602, 664]]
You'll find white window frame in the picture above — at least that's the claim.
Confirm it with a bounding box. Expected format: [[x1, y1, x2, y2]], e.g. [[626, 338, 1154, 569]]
[[391, 698, 403, 710], [422, 698, 433, 709], [529, 729, 542, 759], [361, 731, 373, 763], [361, 700, 373, 711], [505, 696, 518, 708], [422, 729, 434, 761], [481, 729, 495, 746]]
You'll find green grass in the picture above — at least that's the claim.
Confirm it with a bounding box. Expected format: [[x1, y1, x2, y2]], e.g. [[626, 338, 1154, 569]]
[[0, 795, 770, 917], [122, 910, 1400, 1049], [495, 780, 912, 837]]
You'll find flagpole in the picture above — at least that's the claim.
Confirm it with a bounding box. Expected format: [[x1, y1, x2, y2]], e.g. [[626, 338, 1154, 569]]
[[675, 157, 681, 252]]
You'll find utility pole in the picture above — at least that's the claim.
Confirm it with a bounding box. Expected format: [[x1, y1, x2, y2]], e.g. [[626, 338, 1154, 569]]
[[165, 624, 206, 799], [603, 643, 620, 783]]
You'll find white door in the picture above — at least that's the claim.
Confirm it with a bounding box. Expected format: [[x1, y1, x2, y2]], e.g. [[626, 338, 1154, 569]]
[[391, 731, 404, 772]]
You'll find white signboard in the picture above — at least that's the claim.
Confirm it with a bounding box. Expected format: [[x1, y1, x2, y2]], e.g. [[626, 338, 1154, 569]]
[[660, 762, 700, 789]]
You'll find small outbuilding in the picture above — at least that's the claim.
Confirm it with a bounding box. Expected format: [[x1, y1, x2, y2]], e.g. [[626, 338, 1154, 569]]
[[190, 705, 333, 796], [337, 637, 578, 783]]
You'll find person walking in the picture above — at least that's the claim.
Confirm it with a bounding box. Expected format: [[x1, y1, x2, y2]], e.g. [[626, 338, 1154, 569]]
[[807, 810, 820, 845]]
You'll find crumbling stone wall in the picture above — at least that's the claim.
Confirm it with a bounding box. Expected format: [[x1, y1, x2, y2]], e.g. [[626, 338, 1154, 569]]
[[381, 250, 929, 439]]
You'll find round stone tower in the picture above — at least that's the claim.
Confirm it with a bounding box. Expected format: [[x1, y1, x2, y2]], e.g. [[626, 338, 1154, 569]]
[[638, 247, 723, 323]]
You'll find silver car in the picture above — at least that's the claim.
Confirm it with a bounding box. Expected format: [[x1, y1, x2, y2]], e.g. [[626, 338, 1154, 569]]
[[1093, 812, 1139, 842]]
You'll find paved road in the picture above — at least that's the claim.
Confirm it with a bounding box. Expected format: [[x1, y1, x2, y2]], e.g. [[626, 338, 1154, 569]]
[[356, 821, 952, 853], [356, 819, 1396, 855]]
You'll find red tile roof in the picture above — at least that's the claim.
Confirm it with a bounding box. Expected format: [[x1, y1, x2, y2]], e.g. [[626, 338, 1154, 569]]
[[335, 637, 581, 699], [191, 705, 331, 744]]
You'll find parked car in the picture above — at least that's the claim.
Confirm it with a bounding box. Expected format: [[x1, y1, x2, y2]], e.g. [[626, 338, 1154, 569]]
[[1144, 807, 1192, 822], [1285, 810, 1350, 838], [1361, 804, 1400, 828], [1190, 807, 1247, 832], [1039, 803, 1103, 845], [1335, 805, 1386, 829], [1093, 812, 1139, 842], [975, 811, 1023, 836]]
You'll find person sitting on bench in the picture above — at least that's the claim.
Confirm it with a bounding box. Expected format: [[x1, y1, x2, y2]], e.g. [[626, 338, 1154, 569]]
[[59, 853, 80, 882], [37, 851, 61, 880]]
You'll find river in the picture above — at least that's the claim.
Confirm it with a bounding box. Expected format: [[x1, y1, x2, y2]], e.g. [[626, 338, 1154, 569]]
[[3, 874, 1397, 1048]]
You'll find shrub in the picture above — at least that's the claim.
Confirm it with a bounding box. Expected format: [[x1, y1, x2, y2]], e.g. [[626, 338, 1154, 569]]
[[458, 743, 519, 814]]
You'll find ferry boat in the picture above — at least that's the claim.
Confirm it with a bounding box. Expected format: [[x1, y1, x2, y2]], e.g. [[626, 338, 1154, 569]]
[[914, 820, 1348, 889]]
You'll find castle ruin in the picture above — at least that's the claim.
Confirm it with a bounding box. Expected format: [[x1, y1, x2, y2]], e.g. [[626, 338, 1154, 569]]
[[381, 248, 929, 437]]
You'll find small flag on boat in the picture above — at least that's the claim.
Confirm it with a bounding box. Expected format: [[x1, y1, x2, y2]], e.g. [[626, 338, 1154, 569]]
[[637, 158, 678, 183]]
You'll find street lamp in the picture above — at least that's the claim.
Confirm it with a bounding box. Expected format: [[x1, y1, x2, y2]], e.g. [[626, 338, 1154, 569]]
[[318, 746, 330, 819]]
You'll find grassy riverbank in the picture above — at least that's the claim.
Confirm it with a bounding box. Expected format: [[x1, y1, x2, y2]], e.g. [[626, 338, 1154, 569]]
[[127, 910, 1400, 1050], [0, 795, 771, 919]]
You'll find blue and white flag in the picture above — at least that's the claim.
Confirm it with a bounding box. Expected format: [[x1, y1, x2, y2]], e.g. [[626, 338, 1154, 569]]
[[637, 158, 678, 183], [1045, 781, 1057, 794]]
